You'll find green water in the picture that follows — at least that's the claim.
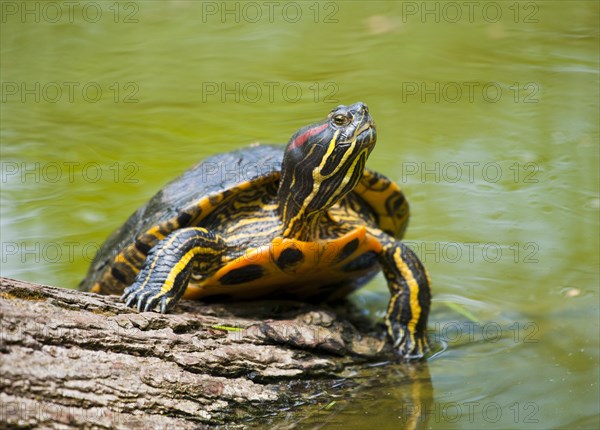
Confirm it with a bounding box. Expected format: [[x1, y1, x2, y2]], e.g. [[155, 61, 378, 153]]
[[1, 1, 598, 428]]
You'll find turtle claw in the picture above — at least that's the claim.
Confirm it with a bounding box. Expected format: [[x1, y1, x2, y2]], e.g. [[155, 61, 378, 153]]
[[137, 292, 152, 312], [124, 295, 137, 309], [386, 320, 428, 360], [142, 294, 162, 313], [122, 283, 176, 314], [122, 287, 138, 308], [159, 299, 169, 314], [396, 336, 420, 360], [122, 284, 159, 313]]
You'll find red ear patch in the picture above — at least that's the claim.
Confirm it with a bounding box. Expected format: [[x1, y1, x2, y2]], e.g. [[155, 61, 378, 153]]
[[289, 123, 328, 150]]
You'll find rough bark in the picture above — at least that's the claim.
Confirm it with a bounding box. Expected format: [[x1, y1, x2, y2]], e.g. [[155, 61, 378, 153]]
[[0, 277, 424, 429]]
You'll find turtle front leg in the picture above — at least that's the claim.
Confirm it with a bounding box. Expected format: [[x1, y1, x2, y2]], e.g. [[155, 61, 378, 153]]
[[377, 239, 431, 359], [122, 227, 227, 313]]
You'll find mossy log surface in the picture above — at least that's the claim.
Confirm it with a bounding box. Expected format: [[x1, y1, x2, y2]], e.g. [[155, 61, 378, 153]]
[[0, 277, 429, 429]]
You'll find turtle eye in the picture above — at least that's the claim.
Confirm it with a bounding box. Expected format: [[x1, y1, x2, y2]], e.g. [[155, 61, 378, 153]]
[[332, 114, 351, 126]]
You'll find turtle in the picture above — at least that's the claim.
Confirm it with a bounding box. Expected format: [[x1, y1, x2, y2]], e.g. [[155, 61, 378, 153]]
[[80, 102, 431, 358]]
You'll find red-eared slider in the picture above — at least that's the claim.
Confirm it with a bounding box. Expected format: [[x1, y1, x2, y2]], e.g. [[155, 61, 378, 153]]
[[80, 102, 431, 358]]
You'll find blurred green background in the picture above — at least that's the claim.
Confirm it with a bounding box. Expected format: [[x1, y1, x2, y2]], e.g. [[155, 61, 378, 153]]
[[1, 1, 598, 428]]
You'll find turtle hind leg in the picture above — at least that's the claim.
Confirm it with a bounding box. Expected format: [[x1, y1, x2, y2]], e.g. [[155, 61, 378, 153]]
[[122, 227, 227, 313]]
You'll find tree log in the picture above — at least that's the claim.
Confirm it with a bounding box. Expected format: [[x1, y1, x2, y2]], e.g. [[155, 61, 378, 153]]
[[0, 277, 432, 428]]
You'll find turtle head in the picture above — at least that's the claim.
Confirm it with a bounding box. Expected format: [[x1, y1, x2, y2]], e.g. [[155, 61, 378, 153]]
[[278, 102, 377, 239]]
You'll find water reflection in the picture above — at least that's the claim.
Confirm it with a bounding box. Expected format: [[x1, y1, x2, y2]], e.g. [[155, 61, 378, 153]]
[[263, 362, 434, 430]]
